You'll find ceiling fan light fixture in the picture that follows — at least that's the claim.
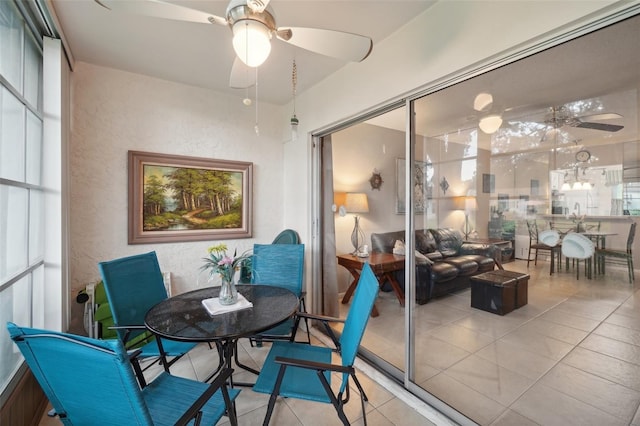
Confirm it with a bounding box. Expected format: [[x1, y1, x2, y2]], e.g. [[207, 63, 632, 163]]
[[473, 93, 493, 112], [232, 20, 272, 67], [479, 114, 502, 134]]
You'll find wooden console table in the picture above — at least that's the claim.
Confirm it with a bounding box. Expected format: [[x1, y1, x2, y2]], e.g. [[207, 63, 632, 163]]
[[337, 252, 405, 317]]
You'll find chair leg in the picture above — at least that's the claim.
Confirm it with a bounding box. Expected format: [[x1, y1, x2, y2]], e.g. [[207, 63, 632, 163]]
[[628, 258, 635, 284], [263, 364, 287, 426], [317, 371, 350, 426], [527, 247, 532, 268]]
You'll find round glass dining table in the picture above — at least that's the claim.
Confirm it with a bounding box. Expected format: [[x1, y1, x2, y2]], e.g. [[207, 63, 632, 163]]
[[145, 284, 299, 385]]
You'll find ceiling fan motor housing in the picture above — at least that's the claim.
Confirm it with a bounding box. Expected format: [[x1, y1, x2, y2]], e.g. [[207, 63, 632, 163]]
[[226, 0, 276, 32]]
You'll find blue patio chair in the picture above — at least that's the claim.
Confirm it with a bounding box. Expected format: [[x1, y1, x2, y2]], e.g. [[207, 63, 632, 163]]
[[238, 229, 301, 284], [271, 229, 301, 244], [249, 243, 309, 346], [7, 322, 240, 426], [253, 262, 379, 426], [99, 251, 217, 379]]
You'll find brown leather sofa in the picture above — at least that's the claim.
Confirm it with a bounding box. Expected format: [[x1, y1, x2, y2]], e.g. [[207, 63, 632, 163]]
[[370, 228, 499, 304]]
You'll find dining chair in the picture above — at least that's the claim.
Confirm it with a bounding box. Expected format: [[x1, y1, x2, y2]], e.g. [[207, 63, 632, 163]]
[[595, 222, 636, 283], [239, 229, 302, 284], [527, 220, 561, 274], [98, 251, 213, 379], [7, 322, 239, 426], [561, 233, 595, 279], [253, 262, 379, 426], [249, 243, 309, 345]]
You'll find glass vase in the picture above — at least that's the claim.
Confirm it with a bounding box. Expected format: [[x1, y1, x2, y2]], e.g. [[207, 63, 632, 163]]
[[218, 274, 238, 305]]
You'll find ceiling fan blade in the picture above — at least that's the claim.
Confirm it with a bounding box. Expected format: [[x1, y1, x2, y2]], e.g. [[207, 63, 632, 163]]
[[276, 27, 372, 62], [229, 57, 256, 89], [575, 121, 624, 132], [94, 0, 227, 26], [577, 112, 623, 121]]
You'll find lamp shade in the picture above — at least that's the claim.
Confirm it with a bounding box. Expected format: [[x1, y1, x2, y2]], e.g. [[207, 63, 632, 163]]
[[344, 193, 369, 214], [232, 20, 272, 67], [452, 197, 466, 211], [479, 115, 503, 134], [465, 197, 477, 212]]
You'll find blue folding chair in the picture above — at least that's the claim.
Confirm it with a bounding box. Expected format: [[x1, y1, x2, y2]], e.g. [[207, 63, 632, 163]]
[[7, 322, 240, 426], [253, 262, 379, 425], [249, 243, 309, 346], [98, 251, 215, 378]]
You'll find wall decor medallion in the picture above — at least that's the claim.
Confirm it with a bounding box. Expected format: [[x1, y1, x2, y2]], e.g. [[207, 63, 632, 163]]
[[128, 151, 253, 244], [369, 170, 383, 190], [440, 177, 449, 195]]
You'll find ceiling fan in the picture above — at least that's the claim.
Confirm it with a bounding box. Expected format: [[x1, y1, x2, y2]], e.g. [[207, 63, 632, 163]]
[[544, 105, 624, 132], [94, 0, 373, 88]]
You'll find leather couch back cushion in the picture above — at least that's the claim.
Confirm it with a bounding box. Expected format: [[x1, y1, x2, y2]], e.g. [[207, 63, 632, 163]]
[[416, 230, 437, 254], [429, 228, 463, 253], [371, 230, 437, 254], [371, 231, 404, 253]]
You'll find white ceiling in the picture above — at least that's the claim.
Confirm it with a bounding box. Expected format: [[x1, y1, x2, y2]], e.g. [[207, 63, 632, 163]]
[[365, 13, 640, 152], [49, 0, 434, 105]]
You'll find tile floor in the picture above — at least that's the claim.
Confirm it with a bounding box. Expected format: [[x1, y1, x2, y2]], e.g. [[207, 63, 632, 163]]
[[358, 259, 640, 425], [39, 258, 640, 425]]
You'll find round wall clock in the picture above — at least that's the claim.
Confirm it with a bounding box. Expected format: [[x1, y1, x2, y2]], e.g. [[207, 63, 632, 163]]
[[575, 149, 591, 162]]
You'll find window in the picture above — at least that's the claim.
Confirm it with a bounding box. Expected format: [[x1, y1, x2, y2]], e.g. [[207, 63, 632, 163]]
[[0, 0, 45, 394]]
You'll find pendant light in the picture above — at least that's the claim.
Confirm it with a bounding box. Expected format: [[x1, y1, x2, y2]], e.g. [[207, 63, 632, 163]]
[[290, 59, 299, 141]]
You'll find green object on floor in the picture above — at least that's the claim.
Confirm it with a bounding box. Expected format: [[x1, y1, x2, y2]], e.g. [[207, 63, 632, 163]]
[[93, 281, 154, 348]]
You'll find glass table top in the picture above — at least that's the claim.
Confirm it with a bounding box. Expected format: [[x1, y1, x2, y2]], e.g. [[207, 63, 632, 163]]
[[145, 285, 299, 342]]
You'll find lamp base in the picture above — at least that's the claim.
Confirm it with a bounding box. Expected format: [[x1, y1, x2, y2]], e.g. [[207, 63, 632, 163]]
[[351, 216, 365, 255]]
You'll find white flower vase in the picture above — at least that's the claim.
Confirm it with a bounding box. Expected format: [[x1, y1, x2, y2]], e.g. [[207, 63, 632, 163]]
[[218, 273, 238, 305]]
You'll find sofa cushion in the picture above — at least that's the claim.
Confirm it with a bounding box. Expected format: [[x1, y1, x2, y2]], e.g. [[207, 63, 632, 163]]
[[429, 228, 464, 253], [430, 262, 459, 282], [416, 230, 438, 254], [442, 257, 479, 276], [460, 254, 495, 272]]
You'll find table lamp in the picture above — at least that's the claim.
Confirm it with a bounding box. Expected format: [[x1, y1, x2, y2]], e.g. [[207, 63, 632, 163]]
[[454, 196, 476, 240], [344, 193, 369, 254]]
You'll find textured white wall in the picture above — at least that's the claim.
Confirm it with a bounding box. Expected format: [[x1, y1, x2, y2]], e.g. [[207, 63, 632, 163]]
[[68, 63, 285, 331]]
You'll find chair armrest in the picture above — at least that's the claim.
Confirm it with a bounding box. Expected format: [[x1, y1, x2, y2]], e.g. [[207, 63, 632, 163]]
[[175, 368, 235, 426], [296, 312, 345, 349], [108, 324, 147, 330], [296, 312, 345, 323], [274, 356, 353, 375]]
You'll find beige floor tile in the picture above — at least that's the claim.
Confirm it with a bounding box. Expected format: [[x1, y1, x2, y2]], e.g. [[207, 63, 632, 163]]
[[414, 335, 471, 370], [475, 340, 557, 380], [539, 362, 640, 423], [554, 297, 619, 321], [427, 323, 495, 352], [444, 354, 534, 406], [606, 312, 640, 332], [512, 382, 627, 426], [500, 325, 575, 361], [489, 409, 540, 426], [563, 346, 640, 391], [516, 317, 589, 345], [580, 333, 640, 365], [454, 311, 525, 339], [421, 372, 506, 426], [537, 307, 601, 332], [593, 321, 640, 346]]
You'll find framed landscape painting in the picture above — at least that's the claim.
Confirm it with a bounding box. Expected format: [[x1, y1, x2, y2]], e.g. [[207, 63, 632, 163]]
[[128, 151, 253, 244]]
